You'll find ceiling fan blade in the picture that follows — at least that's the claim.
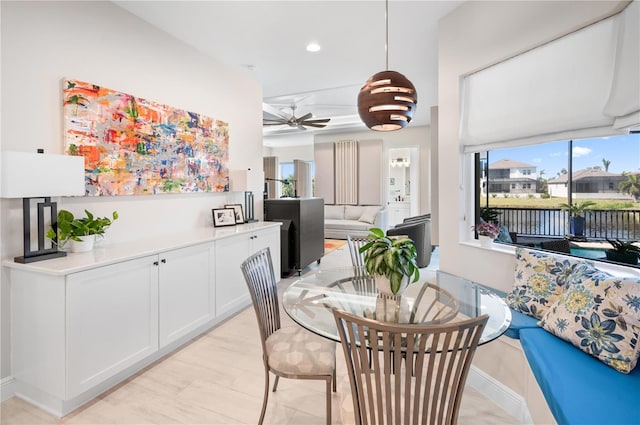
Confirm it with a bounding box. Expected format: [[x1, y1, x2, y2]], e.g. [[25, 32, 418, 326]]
[[263, 122, 288, 126], [297, 125, 307, 131], [297, 112, 313, 121], [301, 118, 331, 124], [302, 122, 328, 128]]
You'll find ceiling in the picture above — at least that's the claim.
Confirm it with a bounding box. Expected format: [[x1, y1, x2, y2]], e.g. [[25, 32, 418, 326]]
[[113, 1, 462, 139]]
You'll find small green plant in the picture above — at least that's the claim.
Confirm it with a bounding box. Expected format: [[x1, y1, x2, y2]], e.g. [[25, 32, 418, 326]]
[[559, 200, 596, 217], [606, 239, 640, 255], [359, 228, 420, 295], [46, 209, 118, 247], [480, 207, 501, 223]]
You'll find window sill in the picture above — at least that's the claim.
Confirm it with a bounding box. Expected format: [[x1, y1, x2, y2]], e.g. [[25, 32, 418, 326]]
[[460, 239, 517, 254]]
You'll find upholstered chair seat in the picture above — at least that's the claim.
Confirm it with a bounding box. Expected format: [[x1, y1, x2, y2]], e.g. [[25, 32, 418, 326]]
[[265, 326, 336, 376]]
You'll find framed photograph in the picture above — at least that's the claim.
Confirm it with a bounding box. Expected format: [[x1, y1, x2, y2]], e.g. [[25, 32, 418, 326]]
[[225, 204, 245, 224], [212, 208, 237, 227]]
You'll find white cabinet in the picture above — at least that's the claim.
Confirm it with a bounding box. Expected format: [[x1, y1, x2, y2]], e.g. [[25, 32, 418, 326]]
[[215, 227, 280, 318], [158, 243, 214, 347], [388, 202, 411, 226], [67, 256, 159, 398], [7, 223, 280, 417]]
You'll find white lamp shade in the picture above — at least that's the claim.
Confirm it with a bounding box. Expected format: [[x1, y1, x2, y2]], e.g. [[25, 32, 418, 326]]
[[1, 151, 85, 198]]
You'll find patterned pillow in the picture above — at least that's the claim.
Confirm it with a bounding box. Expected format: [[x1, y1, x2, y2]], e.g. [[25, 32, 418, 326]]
[[506, 247, 595, 319], [538, 274, 640, 373]]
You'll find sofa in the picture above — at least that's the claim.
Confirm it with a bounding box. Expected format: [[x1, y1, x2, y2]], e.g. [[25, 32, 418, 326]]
[[324, 204, 387, 239], [499, 247, 640, 425], [386, 215, 432, 268]]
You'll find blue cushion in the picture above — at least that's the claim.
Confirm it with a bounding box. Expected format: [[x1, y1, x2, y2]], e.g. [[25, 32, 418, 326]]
[[504, 309, 539, 339], [520, 328, 640, 425], [495, 225, 513, 243]]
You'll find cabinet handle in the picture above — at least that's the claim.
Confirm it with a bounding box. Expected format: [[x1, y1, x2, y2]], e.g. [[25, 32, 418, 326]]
[[153, 261, 159, 266], [161, 259, 166, 264]]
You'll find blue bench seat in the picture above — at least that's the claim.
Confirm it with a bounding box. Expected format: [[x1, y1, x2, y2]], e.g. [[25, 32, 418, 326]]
[[519, 328, 640, 425], [503, 309, 539, 339]]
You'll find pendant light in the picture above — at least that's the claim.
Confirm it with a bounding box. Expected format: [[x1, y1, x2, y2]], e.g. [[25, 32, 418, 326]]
[[357, 0, 417, 131]]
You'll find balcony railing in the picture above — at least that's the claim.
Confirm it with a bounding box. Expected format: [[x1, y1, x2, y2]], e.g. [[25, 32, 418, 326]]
[[493, 208, 640, 241]]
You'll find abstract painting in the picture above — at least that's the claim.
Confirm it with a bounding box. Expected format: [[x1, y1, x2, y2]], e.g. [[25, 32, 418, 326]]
[[63, 79, 229, 196]]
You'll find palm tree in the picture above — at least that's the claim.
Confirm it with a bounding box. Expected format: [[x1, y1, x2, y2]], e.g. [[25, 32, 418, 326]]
[[602, 158, 611, 172], [619, 172, 640, 201]]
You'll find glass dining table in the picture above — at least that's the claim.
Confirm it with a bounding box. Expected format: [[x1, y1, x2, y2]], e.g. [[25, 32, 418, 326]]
[[282, 268, 512, 345]]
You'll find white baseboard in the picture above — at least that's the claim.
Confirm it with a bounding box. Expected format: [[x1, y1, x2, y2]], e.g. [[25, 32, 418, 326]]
[[467, 365, 534, 425], [1, 376, 16, 402]]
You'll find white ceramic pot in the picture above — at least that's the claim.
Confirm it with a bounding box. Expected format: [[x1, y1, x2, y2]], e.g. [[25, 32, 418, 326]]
[[478, 235, 494, 248], [70, 235, 95, 253], [375, 275, 409, 297]]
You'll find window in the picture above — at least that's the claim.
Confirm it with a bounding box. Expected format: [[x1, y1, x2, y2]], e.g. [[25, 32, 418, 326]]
[[478, 133, 640, 265]]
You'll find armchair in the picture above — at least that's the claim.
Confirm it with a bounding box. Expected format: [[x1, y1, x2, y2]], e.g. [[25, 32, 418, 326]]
[[386, 215, 432, 268]]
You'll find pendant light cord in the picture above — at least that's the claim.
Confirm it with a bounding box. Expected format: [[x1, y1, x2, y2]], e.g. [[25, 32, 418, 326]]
[[385, 0, 389, 70]]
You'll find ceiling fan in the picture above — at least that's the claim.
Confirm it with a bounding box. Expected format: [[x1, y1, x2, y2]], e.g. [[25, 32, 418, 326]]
[[262, 104, 331, 130]]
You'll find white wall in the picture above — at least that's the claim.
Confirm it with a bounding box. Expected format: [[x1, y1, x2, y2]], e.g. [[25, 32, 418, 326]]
[[0, 1, 263, 381], [437, 1, 626, 292], [315, 125, 431, 213]]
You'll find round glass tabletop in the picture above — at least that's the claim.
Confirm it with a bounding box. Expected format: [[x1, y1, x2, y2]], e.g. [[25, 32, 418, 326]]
[[282, 268, 512, 345]]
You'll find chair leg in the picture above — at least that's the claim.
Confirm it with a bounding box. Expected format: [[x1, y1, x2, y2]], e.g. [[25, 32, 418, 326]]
[[325, 378, 332, 425], [272, 375, 280, 392], [258, 368, 270, 425]]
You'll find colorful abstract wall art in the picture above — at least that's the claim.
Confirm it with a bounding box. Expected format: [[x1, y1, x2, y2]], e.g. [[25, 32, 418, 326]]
[[63, 79, 229, 196]]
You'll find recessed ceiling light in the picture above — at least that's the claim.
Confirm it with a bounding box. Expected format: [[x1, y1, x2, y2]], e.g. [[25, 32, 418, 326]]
[[306, 42, 321, 53]]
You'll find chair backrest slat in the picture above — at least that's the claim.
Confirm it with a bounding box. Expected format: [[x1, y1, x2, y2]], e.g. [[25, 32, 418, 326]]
[[334, 308, 488, 425], [347, 235, 372, 270], [241, 248, 281, 350]]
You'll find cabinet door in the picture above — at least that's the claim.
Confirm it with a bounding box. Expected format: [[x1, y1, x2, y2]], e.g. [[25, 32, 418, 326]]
[[251, 227, 281, 280], [66, 256, 159, 398], [215, 236, 250, 318], [159, 243, 214, 347]]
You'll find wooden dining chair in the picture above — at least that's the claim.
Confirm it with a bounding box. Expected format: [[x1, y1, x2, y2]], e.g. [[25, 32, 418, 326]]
[[240, 248, 336, 425], [333, 308, 488, 425]]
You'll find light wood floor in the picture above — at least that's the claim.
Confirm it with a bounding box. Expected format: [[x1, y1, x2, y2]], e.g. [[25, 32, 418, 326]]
[[0, 245, 519, 425]]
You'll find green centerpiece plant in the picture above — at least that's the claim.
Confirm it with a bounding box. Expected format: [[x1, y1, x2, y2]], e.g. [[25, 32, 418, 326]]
[[46, 209, 118, 251], [359, 228, 420, 296]]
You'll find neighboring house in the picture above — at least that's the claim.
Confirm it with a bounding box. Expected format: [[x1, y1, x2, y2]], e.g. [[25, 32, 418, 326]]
[[547, 167, 628, 199], [486, 158, 538, 194]]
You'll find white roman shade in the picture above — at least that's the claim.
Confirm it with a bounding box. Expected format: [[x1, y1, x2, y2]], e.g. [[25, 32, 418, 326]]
[[604, 1, 640, 131], [460, 2, 639, 153]]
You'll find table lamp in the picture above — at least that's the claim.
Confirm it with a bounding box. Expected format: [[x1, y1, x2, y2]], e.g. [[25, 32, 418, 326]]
[[229, 168, 257, 223], [1, 150, 85, 263]]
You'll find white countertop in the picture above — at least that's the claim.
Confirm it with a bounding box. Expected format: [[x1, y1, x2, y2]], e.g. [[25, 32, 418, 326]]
[[3, 221, 281, 276]]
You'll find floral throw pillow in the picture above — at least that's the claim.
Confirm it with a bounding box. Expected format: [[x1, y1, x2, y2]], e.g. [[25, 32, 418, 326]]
[[539, 274, 640, 374], [506, 247, 595, 319]]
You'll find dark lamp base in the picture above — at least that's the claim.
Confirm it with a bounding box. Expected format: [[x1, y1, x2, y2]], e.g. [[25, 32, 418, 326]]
[[15, 250, 67, 264]]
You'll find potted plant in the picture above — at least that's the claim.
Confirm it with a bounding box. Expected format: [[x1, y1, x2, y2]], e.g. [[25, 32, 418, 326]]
[[472, 222, 500, 247], [605, 239, 640, 265], [559, 201, 596, 236], [359, 228, 420, 296], [480, 207, 501, 224], [46, 209, 118, 252]]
